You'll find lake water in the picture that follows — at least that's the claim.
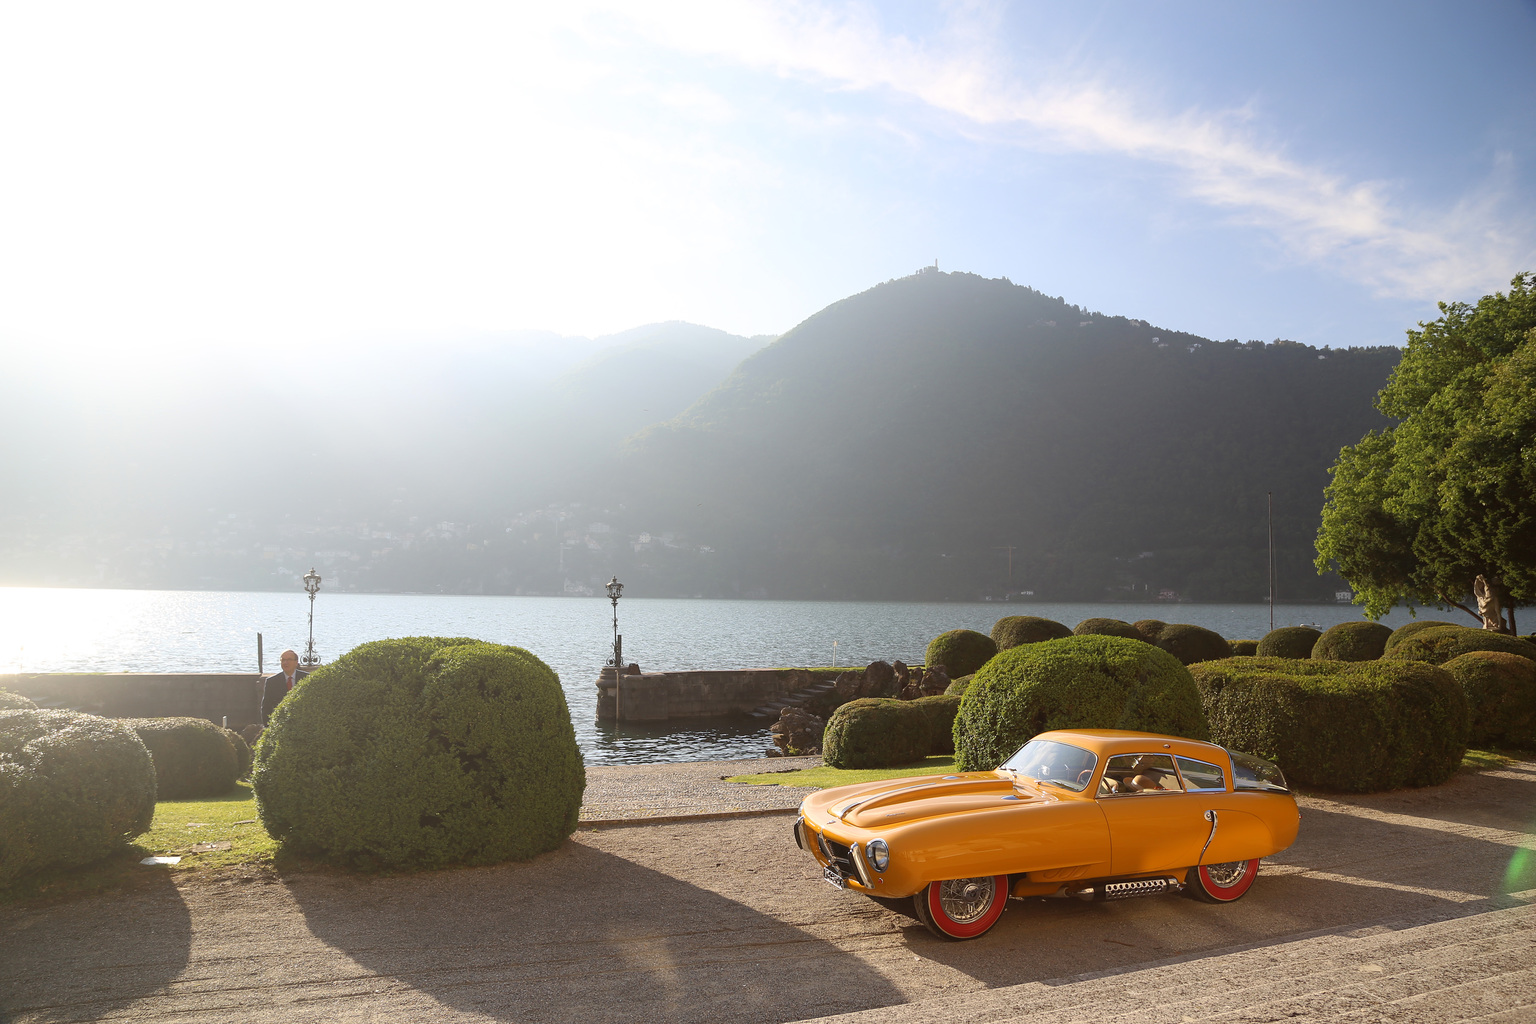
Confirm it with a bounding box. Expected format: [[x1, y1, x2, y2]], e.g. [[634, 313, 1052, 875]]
[[0, 587, 1487, 764]]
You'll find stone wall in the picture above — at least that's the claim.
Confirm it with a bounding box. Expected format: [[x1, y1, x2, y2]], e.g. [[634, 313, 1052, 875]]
[[595, 667, 828, 722], [0, 673, 266, 729]]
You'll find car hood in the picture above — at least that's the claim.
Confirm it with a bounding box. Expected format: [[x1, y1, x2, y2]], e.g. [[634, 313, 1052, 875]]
[[819, 772, 1052, 828]]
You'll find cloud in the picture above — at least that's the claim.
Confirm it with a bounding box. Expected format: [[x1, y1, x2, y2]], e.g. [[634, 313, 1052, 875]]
[[583, 0, 1532, 300]]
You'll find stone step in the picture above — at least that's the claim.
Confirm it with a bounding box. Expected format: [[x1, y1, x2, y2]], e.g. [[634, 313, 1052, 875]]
[[796, 903, 1535, 1024]]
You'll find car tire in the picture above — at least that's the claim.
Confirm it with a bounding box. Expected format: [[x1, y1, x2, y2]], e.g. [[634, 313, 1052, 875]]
[[1185, 859, 1259, 903], [912, 875, 1008, 939]]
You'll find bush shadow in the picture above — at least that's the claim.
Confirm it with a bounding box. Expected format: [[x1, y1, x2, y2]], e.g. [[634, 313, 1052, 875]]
[[0, 866, 191, 1024], [288, 841, 903, 1024]]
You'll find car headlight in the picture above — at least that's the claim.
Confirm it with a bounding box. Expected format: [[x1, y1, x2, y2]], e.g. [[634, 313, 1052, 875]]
[[867, 838, 889, 872]]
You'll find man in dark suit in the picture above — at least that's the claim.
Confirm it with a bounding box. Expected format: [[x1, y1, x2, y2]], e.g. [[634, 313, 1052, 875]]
[[261, 649, 308, 724]]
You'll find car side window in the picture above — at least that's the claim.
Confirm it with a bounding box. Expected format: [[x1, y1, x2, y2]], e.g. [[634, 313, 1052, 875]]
[[1101, 753, 1184, 795], [1175, 756, 1226, 791]]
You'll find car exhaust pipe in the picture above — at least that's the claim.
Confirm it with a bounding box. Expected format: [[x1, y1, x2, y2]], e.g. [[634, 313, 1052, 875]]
[[1066, 877, 1184, 901]]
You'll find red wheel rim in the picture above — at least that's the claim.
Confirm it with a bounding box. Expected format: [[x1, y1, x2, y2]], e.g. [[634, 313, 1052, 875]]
[[1197, 859, 1258, 901], [924, 875, 1008, 938]]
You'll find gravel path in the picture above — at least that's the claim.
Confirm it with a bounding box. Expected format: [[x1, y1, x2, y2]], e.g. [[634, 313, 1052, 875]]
[[580, 755, 822, 823]]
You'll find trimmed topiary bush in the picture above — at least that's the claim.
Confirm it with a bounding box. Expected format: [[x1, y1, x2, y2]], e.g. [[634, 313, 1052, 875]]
[[952, 636, 1209, 771], [1132, 620, 1167, 644], [990, 615, 1072, 651], [1443, 652, 1536, 749], [924, 629, 997, 679], [253, 637, 585, 870], [1191, 657, 1469, 792], [1312, 621, 1392, 662], [1257, 626, 1323, 659], [1154, 623, 1231, 665], [222, 727, 253, 779], [0, 688, 36, 710], [1, 709, 157, 887], [1383, 619, 1458, 652], [1072, 618, 1143, 640], [1230, 640, 1259, 656], [823, 698, 930, 769], [127, 717, 241, 799], [944, 673, 975, 698], [1381, 625, 1536, 667], [913, 694, 962, 756]]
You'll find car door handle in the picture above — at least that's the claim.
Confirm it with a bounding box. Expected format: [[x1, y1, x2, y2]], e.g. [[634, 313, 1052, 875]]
[[1197, 809, 1218, 865]]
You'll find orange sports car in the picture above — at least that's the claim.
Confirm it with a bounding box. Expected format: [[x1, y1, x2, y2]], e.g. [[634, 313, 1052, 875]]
[[794, 728, 1300, 939]]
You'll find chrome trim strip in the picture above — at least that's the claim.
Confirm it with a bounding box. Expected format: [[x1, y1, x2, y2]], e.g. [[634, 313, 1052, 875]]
[[848, 842, 875, 889], [1197, 809, 1219, 865], [793, 815, 807, 852]]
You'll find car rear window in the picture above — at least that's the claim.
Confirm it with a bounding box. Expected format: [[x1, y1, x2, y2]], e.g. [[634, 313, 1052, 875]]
[[1229, 750, 1289, 792]]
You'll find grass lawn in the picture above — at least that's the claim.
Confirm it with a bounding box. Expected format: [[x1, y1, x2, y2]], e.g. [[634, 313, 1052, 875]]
[[727, 754, 959, 788], [1, 782, 279, 906]]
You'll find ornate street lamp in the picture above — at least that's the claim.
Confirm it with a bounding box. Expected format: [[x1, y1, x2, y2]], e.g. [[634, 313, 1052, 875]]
[[605, 576, 624, 673], [301, 568, 322, 667]]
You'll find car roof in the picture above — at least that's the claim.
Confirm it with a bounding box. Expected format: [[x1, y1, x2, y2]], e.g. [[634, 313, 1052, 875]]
[[1032, 729, 1229, 761]]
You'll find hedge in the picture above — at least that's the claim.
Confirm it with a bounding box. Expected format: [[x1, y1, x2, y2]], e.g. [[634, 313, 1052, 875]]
[[1229, 640, 1259, 657], [1312, 621, 1392, 662], [1443, 652, 1536, 749], [1256, 626, 1323, 659], [0, 688, 36, 710], [944, 673, 976, 698], [1072, 618, 1143, 640], [1154, 623, 1232, 665], [1, 710, 157, 886], [990, 615, 1072, 651], [222, 727, 254, 779], [1132, 620, 1167, 644], [1190, 657, 1468, 791], [913, 694, 961, 756], [823, 698, 931, 769], [952, 635, 1208, 771], [924, 629, 997, 679], [1381, 625, 1536, 667], [1383, 619, 1458, 652], [127, 717, 241, 800], [253, 637, 585, 870]]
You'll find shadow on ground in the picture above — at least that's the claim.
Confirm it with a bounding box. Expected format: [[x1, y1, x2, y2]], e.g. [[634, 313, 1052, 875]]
[[288, 842, 903, 1024], [0, 868, 191, 1024]]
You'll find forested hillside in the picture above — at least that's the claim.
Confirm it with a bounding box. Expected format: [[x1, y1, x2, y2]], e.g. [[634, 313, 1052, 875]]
[[606, 271, 1400, 601]]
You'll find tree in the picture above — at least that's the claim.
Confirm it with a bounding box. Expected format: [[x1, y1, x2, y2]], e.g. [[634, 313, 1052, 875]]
[[1316, 273, 1536, 632]]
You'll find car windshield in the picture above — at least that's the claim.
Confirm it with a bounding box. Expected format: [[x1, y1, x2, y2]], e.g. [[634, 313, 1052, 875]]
[[999, 739, 1098, 792]]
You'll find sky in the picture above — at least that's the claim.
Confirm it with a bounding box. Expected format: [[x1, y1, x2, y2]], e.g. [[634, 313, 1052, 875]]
[[1, 0, 1533, 361]]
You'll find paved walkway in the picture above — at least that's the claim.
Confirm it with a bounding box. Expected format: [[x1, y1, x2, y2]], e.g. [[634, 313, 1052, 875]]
[[579, 755, 823, 823]]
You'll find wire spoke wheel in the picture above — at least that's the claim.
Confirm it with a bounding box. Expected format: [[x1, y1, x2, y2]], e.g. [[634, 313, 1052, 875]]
[[914, 874, 1008, 939], [1187, 858, 1259, 903]]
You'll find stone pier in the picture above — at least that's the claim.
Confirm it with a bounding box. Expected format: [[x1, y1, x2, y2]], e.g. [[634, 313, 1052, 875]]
[[595, 667, 833, 723]]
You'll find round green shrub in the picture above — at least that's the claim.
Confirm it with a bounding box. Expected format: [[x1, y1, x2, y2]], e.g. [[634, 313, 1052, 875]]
[[0, 710, 157, 887], [1257, 626, 1323, 659], [1072, 618, 1143, 640], [1155, 623, 1231, 665], [990, 615, 1072, 651], [222, 727, 253, 779], [944, 673, 975, 698], [1381, 626, 1536, 667], [0, 688, 36, 710], [952, 636, 1209, 771], [1442, 652, 1536, 749], [253, 637, 585, 870], [924, 629, 998, 679], [1191, 657, 1469, 792], [127, 717, 241, 799], [913, 694, 962, 756], [1229, 640, 1259, 656], [1132, 620, 1167, 644], [823, 698, 930, 769], [1383, 619, 1458, 652], [1312, 621, 1392, 662]]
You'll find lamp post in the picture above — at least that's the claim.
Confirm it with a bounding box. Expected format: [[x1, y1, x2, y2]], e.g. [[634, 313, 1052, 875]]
[[301, 568, 322, 668], [605, 576, 624, 672]]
